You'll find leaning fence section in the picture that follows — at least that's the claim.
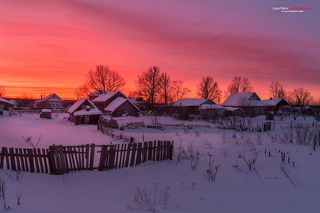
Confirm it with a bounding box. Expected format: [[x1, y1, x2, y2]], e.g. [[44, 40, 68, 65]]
[[0, 141, 174, 175], [0, 147, 51, 174], [98, 141, 174, 171]]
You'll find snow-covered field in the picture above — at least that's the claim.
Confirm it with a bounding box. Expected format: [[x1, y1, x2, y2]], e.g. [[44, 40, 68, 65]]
[[0, 113, 110, 148], [0, 113, 320, 213]]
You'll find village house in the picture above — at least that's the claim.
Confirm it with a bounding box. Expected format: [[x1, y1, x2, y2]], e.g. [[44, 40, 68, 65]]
[[222, 92, 288, 115], [172, 98, 215, 119], [92, 91, 126, 111], [34, 93, 64, 109], [104, 97, 140, 117], [68, 98, 102, 124], [0, 98, 13, 115]]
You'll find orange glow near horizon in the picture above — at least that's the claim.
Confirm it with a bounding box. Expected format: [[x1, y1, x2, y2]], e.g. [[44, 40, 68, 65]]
[[1, 0, 320, 101]]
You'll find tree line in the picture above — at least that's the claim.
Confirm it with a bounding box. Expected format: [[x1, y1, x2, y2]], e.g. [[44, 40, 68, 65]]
[[1, 65, 316, 106], [73, 65, 318, 106]]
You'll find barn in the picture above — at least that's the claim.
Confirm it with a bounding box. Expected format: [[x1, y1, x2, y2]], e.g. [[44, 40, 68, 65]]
[[104, 97, 140, 117], [35, 93, 64, 109], [68, 99, 102, 125], [172, 98, 215, 119], [92, 91, 126, 111]]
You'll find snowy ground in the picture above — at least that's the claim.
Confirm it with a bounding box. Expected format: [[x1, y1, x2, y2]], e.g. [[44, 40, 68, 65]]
[[0, 113, 320, 213], [0, 113, 110, 148]]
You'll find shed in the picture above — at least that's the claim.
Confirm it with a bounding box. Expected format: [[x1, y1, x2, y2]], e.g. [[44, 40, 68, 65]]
[[68, 99, 102, 124], [172, 98, 215, 119], [104, 97, 140, 117], [40, 109, 52, 119]]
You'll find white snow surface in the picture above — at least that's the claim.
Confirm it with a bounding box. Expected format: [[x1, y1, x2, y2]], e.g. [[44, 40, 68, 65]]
[[199, 104, 224, 110], [0, 97, 14, 105], [92, 92, 119, 102], [41, 109, 52, 113], [222, 92, 258, 106], [105, 97, 140, 112], [104, 97, 127, 112], [0, 113, 109, 147], [223, 92, 285, 107], [73, 108, 102, 116], [0, 113, 320, 213]]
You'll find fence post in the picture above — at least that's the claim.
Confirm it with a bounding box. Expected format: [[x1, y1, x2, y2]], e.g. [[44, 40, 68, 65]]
[[89, 143, 95, 170], [168, 141, 174, 160], [48, 145, 57, 175], [27, 148, 35, 173], [0, 147, 8, 169], [98, 145, 107, 171]]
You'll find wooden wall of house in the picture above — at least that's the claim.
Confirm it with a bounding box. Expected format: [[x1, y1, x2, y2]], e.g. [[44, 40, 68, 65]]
[[0, 102, 12, 110], [69, 114, 100, 125], [36, 100, 64, 109], [112, 101, 139, 117]]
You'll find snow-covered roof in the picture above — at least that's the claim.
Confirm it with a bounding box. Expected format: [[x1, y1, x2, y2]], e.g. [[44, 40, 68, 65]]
[[172, 98, 214, 107], [73, 108, 102, 116], [224, 107, 243, 112], [129, 97, 144, 104], [35, 93, 63, 103], [199, 104, 224, 110], [260, 98, 287, 106], [92, 92, 121, 102], [68, 99, 97, 113], [105, 97, 140, 112], [41, 109, 52, 113], [0, 98, 14, 105], [222, 92, 260, 106]]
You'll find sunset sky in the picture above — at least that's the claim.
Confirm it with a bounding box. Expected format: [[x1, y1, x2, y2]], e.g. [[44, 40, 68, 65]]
[[0, 0, 319, 100]]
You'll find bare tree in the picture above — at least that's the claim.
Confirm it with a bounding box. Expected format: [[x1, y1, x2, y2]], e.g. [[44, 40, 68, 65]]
[[171, 80, 190, 101], [197, 76, 221, 103], [136, 66, 161, 105], [87, 65, 125, 93], [74, 83, 90, 99], [269, 81, 286, 99], [226, 76, 253, 95], [0, 85, 5, 97], [159, 72, 172, 104], [289, 88, 313, 106], [16, 94, 34, 107]]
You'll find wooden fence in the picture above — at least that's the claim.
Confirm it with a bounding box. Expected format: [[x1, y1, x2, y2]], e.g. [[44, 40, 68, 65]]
[[0, 141, 174, 175], [0, 147, 51, 173]]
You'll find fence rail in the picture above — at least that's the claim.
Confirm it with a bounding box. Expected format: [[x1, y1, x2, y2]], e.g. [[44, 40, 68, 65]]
[[0, 141, 174, 175]]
